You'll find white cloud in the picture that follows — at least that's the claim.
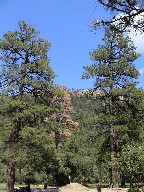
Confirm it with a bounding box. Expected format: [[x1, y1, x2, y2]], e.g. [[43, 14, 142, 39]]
[[115, 11, 144, 54], [114, 12, 144, 76], [139, 68, 144, 75], [127, 14, 144, 76], [128, 15, 144, 54]]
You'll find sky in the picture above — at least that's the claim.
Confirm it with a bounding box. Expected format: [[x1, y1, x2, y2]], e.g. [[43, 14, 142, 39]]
[[0, 0, 143, 89]]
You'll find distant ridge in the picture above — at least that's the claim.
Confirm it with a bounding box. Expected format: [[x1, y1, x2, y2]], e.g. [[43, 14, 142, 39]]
[[70, 88, 104, 98]]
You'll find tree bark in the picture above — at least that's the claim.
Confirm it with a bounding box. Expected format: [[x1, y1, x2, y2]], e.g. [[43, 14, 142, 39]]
[[120, 174, 126, 188], [6, 160, 15, 192], [19, 163, 22, 185], [6, 118, 21, 192], [109, 93, 119, 188]]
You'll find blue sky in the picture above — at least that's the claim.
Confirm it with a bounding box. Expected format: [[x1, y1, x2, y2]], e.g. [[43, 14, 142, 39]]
[[0, 0, 143, 89]]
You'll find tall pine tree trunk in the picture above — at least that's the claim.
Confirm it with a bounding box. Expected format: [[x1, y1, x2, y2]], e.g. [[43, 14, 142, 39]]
[[6, 118, 21, 192], [110, 127, 118, 188], [6, 160, 15, 192], [19, 163, 22, 184], [109, 94, 118, 188]]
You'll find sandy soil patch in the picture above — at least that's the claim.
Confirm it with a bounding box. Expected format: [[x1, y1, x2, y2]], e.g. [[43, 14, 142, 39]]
[[30, 183, 129, 192], [59, 183, 128, 192], [59, 183, 89, 191], [0, 184, 129, 192]]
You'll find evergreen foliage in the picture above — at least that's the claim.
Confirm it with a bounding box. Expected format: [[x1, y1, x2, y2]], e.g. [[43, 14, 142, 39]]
[[0, 19, 144, 192], [82, 27, 144, 188], [94, 0, 144, 33], [0, 21, 57, 192]]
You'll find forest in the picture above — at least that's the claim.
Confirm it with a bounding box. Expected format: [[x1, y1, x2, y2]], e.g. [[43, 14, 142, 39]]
[[0, 1, 144, 192]]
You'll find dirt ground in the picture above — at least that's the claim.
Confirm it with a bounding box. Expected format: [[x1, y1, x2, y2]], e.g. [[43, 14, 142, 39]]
[[31, 183, 128, 192], [59, 183, 128, 192]]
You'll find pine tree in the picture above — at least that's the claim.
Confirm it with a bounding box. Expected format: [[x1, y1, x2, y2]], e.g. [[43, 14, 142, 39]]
[[44, 85, 79, 186], [94, 0, 144, 32], [82, 27, 142, 187], [0, 21, 56, 192]]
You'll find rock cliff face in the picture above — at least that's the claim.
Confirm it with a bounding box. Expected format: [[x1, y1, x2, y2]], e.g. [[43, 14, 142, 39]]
[[70, 89, 104, 98]]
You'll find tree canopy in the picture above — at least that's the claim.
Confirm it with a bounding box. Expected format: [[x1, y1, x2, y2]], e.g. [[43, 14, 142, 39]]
[[82, 27, 144, 187], [0, 21, 58, 192], [94, 0, 144, 33]]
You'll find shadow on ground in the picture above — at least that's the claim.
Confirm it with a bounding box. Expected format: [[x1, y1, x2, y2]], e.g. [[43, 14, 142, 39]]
[[32, 188, 59, 192]]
